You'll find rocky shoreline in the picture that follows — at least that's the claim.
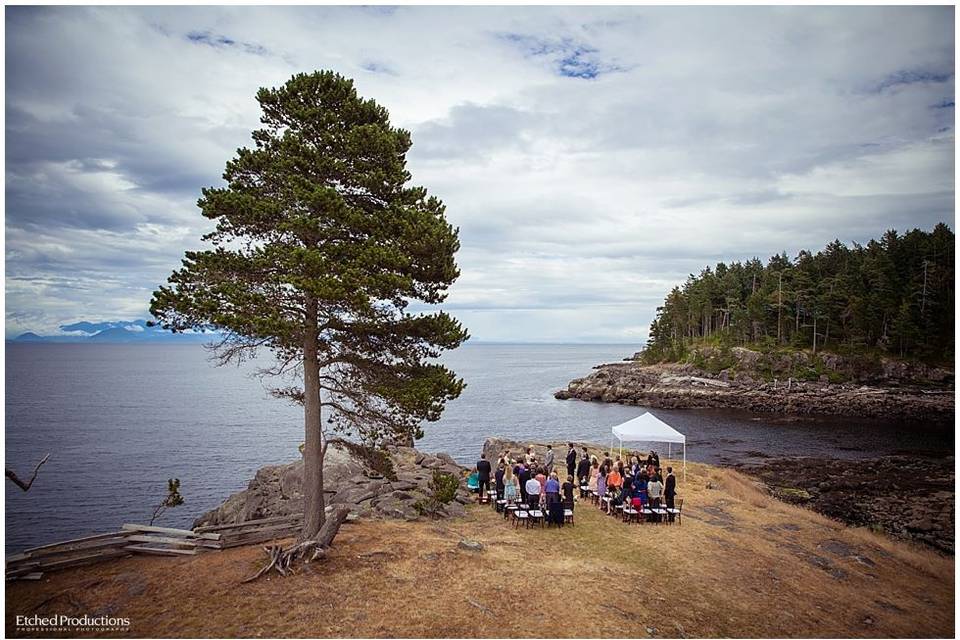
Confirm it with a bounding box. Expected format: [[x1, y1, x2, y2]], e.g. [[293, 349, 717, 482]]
[[736, 453, 955, 554], [554, 348, 954, 423]]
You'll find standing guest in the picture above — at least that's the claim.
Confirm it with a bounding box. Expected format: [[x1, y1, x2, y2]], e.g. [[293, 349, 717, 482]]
[[562, 474, 575, 511], [476, 454, 492, 500], [566, 443, 577, 480], [577, 448, 591, 484], [525, 474, 542, 508], [664, 466, 677, 518], [636, 471, 649, 507], [544, 472, 561, 505], [535, 467, 548, 495], [518, 463, 531, 505], [503, 466, 518, 503], [606, 464, 623, 493], [651, 450, 660, 468], [495, 463, 506, 500], [544, 445, 555, 474], [595, 467, 607, 509], [647, 473, 664, 510], [525, 447, 535, 466], [588, 458, 600, 494]]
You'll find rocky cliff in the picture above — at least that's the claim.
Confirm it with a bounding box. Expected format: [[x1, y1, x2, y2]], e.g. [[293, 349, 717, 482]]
[[555, 347, 953, 422], [193, 440, 472, 528]]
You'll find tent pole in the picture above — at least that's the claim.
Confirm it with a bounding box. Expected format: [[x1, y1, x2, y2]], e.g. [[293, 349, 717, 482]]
[[683, 442, 686, 483], [668, 443, 671, 459]]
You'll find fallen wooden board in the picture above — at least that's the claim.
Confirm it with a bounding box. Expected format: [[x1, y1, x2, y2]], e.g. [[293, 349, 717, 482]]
[[7, 571, 43, 582], [194, 513, 303, 533], [218, 521, 303, 539], [23, 532, 129, 555], [124, 535, 218, 549], [122, 524, 220, 541], [125, 544, 197, 556], [20, 537, 132, 559], [31, 549, 131, 572], [218, 530, 302, 549]]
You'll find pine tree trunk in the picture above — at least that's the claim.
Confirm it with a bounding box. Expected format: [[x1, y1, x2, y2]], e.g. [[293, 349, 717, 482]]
[[302, 293, 325, 540]]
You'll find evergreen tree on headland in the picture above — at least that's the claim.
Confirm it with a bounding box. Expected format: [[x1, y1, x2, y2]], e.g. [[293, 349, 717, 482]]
[[150, 71, 468, 549], [644, 224, 954, 364]]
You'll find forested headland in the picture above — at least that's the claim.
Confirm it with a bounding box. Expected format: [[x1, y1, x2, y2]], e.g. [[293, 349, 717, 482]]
[[642, 224, 954, 365]]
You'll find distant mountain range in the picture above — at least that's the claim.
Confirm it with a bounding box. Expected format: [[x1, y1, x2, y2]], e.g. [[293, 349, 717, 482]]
[[10, 320, 219, 343]]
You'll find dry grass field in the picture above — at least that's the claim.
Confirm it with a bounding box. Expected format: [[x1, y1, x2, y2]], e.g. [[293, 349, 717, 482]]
[[6, 461, 954, 638]]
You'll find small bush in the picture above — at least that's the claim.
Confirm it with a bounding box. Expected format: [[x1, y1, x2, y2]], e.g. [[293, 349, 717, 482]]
[[413, 470, 459, 517]]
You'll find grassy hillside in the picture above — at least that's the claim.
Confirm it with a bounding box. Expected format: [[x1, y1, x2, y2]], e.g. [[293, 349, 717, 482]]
[[6, 462, 954, 638]]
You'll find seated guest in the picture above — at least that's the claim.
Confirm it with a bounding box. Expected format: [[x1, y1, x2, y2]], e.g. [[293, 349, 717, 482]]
[[525, 474, 542, 508], [634, 472, 648, 507], [562, 474, 575, 510], [544, 472, 561, 505]]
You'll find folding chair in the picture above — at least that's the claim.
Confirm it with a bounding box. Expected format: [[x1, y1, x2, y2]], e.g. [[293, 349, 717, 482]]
[[512, 510, 528, 529], [527, 509, 544, 528], [665, 498, 683, 525], [564, 508, 574, 526]]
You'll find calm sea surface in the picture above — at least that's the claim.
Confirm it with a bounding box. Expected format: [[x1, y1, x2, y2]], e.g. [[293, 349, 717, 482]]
[[5, 342, 952, 552]]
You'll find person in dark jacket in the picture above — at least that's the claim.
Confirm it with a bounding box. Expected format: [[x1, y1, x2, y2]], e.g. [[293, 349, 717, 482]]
[[664, 466, 677, 510], [576, 450, 591, 485], [565, 442, 577, 479], [517, 463, 531, 505], [476, 454, 492, 500]]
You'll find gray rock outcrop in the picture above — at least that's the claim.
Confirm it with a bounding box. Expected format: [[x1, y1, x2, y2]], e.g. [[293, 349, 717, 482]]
[[193, 441, 471, 528]]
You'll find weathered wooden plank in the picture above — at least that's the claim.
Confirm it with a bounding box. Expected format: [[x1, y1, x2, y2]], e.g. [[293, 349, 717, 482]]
[[5, 562, 42, 577], [218, 521, 302, 540], [125, 544, 197, 556], [24, 537, 131, 559], [23, 532, 128, 554], [218, 529, 301, 549], [122, 524, 220, 541], [33, 549, 131, 572], [195, 513, 303, 533], [6, 553, 30, 564], [10, 572, 44, 581], [124, 535, 218, 549]]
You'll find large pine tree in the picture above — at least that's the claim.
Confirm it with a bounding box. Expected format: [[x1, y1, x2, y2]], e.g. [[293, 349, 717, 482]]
[[151, 71, 468, 545]]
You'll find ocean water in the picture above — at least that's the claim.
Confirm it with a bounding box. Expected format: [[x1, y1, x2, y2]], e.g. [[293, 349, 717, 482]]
[[5, 342, 952, 552]]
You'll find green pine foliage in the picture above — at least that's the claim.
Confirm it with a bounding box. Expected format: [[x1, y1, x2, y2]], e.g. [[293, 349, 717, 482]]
[[150, 71, 468, 536], [643, 224, 954, 365]]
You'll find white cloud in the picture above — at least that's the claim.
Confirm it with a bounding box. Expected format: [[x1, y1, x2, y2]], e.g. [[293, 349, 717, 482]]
[[5, 6, 955, 341]]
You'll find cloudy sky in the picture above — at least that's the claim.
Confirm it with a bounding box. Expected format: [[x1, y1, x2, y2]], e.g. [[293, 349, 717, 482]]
[[5, 5, 955, 342]]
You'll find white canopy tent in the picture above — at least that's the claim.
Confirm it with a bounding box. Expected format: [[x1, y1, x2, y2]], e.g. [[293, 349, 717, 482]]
[[610, 412, 686, 481]]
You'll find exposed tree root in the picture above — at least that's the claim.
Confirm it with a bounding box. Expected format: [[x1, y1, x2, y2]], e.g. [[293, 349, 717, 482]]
[[242, 505, 350, 582]]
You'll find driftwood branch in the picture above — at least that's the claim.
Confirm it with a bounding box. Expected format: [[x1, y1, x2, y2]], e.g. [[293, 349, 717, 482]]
[[6, 454, 51, 492], [242, 505, 350, 582]]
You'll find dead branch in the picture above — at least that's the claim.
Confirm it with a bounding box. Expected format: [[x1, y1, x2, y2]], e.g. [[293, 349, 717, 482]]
[[6, 454, 51, 492]]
